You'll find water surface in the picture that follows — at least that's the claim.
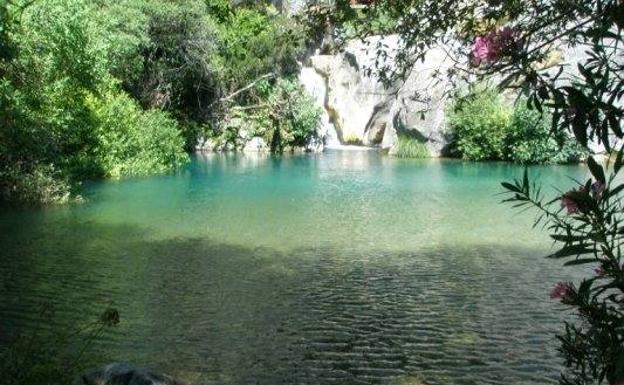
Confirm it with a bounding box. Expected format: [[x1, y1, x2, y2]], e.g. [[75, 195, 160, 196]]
[[0, 151, 588, 385]]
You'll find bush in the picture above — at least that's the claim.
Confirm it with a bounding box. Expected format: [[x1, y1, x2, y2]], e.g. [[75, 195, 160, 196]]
[[395, 135, 430, 158], [220, 78, 321, 152], [343, 133, 364, 145], [447, 88, 511, 161], [448, 88, 584, 163], [87, 87, 188, 178], [504, 104, 585, 164]]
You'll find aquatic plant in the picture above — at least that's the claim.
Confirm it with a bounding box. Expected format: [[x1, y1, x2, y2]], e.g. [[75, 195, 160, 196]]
[[0, 306, 120, 385]]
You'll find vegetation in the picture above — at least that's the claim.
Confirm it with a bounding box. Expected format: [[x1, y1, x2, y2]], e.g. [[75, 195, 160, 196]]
[[394, 134, 430, 159], [448, 88, 584, 163], [0, 0, 314, 204], [217, 78, 321, 152], [1, 306, 119, 385], [343, 133, 363, 146], [311, 0, 624, 384]]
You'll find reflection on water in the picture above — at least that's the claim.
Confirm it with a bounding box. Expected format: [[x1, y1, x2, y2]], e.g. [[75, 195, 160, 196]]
[[0, 151, 588, 384]]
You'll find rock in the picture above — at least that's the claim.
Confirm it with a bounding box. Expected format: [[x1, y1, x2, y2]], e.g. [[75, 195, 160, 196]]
[[81, 363, 182, 385], [243, 137, 269, 153], [299, 66, 341, 148], [305, 35, 454, 156], [195, 137, 216, 152]]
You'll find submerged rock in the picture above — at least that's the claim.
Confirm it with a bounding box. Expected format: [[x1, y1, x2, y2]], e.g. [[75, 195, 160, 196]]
[[81, 363, 183, 385]]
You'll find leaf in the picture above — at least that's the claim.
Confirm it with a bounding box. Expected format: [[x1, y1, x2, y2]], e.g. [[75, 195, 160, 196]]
[[547, 245, 594, 259], [615, 146, 624, 174], [550, 234, 587, 242], [501, 182, 520, 193], [563, 258, 597, 266], [587, 156, 606, 184]]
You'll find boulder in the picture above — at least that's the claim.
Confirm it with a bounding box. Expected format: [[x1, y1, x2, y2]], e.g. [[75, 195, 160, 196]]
[[243, 137, 269, 153], [195, 137, 216, 152], [81, 363, 182, 385]]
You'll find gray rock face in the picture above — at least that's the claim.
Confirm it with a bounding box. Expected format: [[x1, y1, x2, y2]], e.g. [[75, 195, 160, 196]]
[[195, 137, 216, 152], [243, 137, 269, 153], [305, 36, 455, 156], [81, 363, 182, 385]]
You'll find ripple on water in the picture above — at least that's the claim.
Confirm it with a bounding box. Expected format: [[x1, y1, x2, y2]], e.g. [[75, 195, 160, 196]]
[[0, 153, 586, 385]]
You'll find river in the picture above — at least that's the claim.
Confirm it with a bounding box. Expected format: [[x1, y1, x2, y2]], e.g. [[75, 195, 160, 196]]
[[0, 150, 589, 385]]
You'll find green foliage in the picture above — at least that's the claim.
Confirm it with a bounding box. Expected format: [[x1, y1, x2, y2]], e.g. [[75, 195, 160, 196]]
[[395, 135, 430, 158], [505, 104, 585, 164], [448, 88, 583, 163], [221, 78, 321, 152], [212, 4, 305, 98], [0, 0, 189, 203], [447, 88, 511, 161], [87, 86, 188, 178], [343, 133, 363, 146]]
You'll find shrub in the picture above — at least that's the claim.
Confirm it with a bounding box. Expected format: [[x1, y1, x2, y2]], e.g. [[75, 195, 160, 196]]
[[503, 104, 586, 164], [220, 78, 321, 152], [87, 87, 189, 178], [395, 135, 430, 158], [448, 88, 585, 164], [447, 88, 512, 161], [343, 133, 364, 145]]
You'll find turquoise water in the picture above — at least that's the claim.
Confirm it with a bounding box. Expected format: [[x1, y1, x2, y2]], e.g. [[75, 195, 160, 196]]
[[0, 151, 588, 385]]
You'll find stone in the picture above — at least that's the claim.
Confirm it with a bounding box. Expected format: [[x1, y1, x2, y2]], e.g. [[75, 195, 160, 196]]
[[195, 137, 216, 152], [243, 137, 269, 153], [305, 35, 454, 156], [81, 363, 182, 385]]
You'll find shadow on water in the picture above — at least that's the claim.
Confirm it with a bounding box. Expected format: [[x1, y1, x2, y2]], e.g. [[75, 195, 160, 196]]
[[0, 218, 577, 385]]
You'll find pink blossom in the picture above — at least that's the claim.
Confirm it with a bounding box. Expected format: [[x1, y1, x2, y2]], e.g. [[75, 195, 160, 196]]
[[561, 194, 579, 214], [471, 26, 518, 66], [472, 36, 491, 63], [550, 282, 574, 300]]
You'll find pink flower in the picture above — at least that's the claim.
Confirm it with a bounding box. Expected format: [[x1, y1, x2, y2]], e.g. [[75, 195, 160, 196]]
[[550, 282, 574, 300], [561, 194, 579, 214], [471, 26, 519, 66], [591, 181, 605, 199], [472, 36, 491, 63]]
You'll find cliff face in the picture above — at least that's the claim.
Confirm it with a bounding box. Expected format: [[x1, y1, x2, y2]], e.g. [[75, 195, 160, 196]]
[[300, 35, 605, 157], [301, 36, 455, 156]]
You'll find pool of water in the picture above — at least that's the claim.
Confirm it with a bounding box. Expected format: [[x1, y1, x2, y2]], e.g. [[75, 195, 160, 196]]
[[0, 151, 589, 385]]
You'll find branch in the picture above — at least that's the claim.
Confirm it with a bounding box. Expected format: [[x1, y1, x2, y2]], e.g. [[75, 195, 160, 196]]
[[213, 72, 276, 106]]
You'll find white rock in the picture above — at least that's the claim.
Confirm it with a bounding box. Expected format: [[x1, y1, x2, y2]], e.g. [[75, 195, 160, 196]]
[[243, 137, 269, 153]]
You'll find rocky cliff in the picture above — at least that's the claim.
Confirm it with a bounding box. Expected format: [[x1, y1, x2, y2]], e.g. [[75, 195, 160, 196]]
[[299, 35, 601, 157], [300, 36, 455, 156]]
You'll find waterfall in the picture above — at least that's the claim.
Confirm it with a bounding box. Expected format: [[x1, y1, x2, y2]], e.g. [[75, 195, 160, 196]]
[[298, 67, 341, 148]]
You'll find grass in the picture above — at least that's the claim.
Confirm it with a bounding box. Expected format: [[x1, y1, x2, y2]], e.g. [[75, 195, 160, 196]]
[[343, 133, 364, 146], [395, 135, 430, 158]]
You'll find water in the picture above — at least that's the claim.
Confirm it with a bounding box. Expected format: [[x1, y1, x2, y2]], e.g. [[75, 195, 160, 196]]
[[0, 151, 589, 385]]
